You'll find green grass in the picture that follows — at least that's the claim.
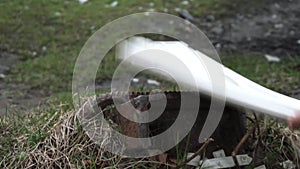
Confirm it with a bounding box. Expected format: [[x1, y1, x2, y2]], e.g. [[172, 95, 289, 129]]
[[222, 54, 300, 93], [0, 0, 230, 95], [2, 0, 296, 100]]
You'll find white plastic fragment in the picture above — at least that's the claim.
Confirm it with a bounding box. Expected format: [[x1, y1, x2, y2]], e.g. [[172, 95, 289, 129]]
[[181, 1, 189, 5], [297, 40, 300, 45], [254, 165, 267, 169], [280, 160, 296, 169], [213, 149, 226, 158], [109, 1, 118, 7], [54, 12, 61, 17], [264, 54, 280, 62], [132, 78, 139, 83], [147, 79, 160, 86], [186, 153, 252, 168], [201, 155, 252, 168], [78, 0, 88, 4], [32, 51, 37, 56], [0, 74, 5, 79], [186, 153, 201, 166]]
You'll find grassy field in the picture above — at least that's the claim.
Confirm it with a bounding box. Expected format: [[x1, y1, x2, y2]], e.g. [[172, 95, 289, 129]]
[[0, 0, 230, 92], [0, 0, 300, 168]]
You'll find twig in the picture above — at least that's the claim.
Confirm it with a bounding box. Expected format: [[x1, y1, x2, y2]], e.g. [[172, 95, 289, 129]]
[[232, 125, 256, 169], [175, 138, 214, 169]]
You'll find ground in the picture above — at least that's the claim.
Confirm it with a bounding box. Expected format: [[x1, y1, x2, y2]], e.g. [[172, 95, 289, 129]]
[[0, 0, 299, 114], [0, 0, 299, 168]]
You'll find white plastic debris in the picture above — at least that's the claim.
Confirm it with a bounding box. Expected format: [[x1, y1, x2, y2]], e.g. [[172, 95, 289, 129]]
[[109, 1, 118, 7], [54, 12, 61, 17], [186, 153, 252, 168], [32, 51, 37, 56], [265, 54, 280, 62], [116, 37, 300, 120], [280, 160, 296, 169], [186, 153, 201, 166], [78, 0, 88, 4], [0, 74, 5, 79], [213, 149, 226, 158], [147, 79, 160, 86], [254, 165, 267, 169], [297, 40, 300, 45], [181, 1, 189, 5], [132, 78, 139, 83], [201, 155, 252, 168]]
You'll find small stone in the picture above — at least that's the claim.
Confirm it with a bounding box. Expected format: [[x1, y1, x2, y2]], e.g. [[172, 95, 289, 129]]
[[206, 15, 215, 22], [211, 26, 223, 35], [274, 23, 283, 29], [179, 9, 194, 21], [215, 43, 221, 49], [274, 3, 280, 9], [289, 30, 295, 35]]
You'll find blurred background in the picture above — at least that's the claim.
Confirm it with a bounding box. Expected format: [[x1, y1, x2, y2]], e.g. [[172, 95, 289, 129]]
[[0, 0, 299, 114]]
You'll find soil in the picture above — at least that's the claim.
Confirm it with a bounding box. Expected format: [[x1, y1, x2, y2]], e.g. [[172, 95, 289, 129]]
[[0, 52, 47, 115], [0, 0, 299, 115], [194, 0, 300, 56]]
